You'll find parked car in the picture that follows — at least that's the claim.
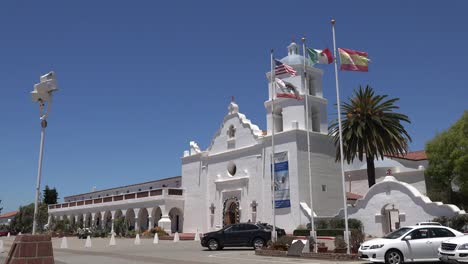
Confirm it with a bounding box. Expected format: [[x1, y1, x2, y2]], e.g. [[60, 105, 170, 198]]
[[256, 223, 286, 237], [0, 230, 16, 236], [439, 235, 468, 263], [358, 225, 464, 264], [415, 222, 442, 226], [201, 223, 281, 250]]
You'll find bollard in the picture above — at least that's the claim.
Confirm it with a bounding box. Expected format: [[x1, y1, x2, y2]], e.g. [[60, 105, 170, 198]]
[[153, 233, 159, 244], [194, 230, 200, 241], [60, 236, 68, 249], [7, 232, 10, 238], [173, 232, 179, 242], [109, 233, 116, 246], [85, 235, 92, 248], [134, 234, 141, 245], [0, 240, 4, 253]]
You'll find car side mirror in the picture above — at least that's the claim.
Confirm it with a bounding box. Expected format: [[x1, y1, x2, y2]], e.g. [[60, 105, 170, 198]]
[[403, 235, 412, 240]]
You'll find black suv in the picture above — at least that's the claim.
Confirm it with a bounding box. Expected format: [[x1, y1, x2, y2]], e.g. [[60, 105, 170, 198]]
[[201, 223, 283, 250]]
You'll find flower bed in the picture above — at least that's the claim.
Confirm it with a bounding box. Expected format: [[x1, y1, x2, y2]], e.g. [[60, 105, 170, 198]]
[[255, 249, 359, 261]]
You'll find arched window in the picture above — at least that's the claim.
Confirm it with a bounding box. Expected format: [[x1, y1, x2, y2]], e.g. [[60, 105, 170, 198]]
[[228, 125, 236, 138]]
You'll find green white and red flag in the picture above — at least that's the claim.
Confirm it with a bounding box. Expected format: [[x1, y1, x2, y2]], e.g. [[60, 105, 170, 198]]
[[307, 48, 334, 64], [338, 48, 369, 72]]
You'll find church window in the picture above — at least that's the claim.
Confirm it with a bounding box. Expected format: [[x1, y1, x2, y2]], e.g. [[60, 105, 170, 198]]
[[273, 109, 283, 133], [227, 161, 237, 176], [138, 188, 141, 192], [210, 203, 215, 215], [228, 125, 236, 138], [149, 187, 153, 190], [321, 185, 327, 192]]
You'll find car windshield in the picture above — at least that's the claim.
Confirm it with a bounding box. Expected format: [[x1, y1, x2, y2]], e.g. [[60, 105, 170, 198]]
[[383, 228, 412, 239]]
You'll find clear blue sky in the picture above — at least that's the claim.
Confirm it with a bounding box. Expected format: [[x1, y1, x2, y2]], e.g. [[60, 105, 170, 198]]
[[1, 1, 466, 213]]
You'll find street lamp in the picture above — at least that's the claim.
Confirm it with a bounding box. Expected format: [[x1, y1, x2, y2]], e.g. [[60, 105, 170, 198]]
[[31, 71, 58, 235]]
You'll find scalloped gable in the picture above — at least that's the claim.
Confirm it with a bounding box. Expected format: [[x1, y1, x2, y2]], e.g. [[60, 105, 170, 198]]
[[335, 176, 466, 236], [350, 176, 465, 215], [207, 102, 262, 154]]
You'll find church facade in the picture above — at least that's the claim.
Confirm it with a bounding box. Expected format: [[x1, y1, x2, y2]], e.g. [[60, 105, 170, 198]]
[[48, 42, 344, 234], [48, 42, 464, 236]]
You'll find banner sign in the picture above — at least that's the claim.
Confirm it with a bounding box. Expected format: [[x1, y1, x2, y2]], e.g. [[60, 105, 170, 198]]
[[274, 152, 290, 208]]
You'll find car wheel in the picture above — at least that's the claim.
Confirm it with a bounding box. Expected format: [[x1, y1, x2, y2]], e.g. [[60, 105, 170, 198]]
[[207, 239, 220, 250], [253, 238, 265, 250], [385, 250, 404, 264]]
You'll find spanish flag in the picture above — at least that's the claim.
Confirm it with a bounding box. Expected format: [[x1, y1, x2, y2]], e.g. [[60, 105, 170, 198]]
[[339, 48, 369, 72]]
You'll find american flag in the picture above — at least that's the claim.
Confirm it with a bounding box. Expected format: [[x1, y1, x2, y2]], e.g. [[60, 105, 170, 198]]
[[274, 59, 296, 76]]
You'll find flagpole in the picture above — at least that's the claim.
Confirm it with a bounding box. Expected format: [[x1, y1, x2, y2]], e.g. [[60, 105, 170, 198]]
[[270, 49, 277, 242], [301, 37, 317, 252], [331, 18, 350, 255]]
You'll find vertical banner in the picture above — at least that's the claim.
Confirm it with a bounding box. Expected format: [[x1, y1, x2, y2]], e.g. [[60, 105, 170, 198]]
[[274, 152, 290, 208]]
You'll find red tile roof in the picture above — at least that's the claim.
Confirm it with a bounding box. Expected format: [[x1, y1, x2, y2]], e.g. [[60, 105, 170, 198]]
[[387, 150, 427, 161], [0, 211, 18, 218], [346, 192, 363, 200]]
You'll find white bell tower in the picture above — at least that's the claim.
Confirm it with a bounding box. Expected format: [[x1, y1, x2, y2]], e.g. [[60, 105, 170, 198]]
[[265, 42, 328, 135]]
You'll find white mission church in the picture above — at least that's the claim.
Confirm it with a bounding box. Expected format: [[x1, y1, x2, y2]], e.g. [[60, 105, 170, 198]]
[[48, 42, 466, 236]]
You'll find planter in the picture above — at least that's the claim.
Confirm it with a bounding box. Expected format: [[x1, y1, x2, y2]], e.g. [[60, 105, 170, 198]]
[[317, 246, 328, 253], [334, 248, 347, 253]]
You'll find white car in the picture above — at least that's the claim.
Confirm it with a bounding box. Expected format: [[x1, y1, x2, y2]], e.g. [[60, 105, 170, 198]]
[[415, 222, 442, 226], [438, 235, 468, 263], [359, 225, 464, 263]]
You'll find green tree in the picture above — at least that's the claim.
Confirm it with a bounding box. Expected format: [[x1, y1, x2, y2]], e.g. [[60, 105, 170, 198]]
[[425, 111, 468, 207], [329, 85, 412, 187], [10, 203, 48, 233], [43, 185, 58, 205]]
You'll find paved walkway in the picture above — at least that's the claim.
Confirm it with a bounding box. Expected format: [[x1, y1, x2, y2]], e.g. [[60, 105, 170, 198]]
[[1, 236, 369, 264]]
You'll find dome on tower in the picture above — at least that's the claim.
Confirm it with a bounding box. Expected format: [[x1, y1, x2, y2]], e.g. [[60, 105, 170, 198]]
[[279, 42, 315, 67]]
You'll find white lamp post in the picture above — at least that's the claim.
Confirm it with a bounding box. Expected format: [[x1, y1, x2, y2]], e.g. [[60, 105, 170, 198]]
[[31, 71, 58, 235]]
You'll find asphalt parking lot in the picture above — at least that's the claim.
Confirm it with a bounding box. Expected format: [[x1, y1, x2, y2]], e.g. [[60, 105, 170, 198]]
[[0, 236, 371, 264]]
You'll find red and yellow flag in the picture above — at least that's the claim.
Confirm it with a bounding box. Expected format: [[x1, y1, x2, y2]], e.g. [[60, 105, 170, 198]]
[[339, 48, 369, 72]]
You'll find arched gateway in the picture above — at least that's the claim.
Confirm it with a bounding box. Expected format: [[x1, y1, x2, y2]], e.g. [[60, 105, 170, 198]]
[[223, 197, 240, 226]]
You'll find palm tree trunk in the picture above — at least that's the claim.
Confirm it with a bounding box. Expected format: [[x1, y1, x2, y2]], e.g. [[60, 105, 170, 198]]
[[366, 156, 376, 187]]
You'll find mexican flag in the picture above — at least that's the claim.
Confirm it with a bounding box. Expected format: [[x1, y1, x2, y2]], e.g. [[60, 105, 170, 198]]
[[307, 48, 334, 64], [338, 48, 369, 72]]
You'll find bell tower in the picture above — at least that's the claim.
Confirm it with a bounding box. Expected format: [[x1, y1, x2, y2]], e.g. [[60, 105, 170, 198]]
[[265, 42, 328, 135]]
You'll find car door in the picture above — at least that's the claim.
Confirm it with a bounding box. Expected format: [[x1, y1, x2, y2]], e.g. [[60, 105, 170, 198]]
[[428, 227, 456, 255], [239, 224, 261, 245], [404, 228, 435, 261], [222, 225, 241, 246]]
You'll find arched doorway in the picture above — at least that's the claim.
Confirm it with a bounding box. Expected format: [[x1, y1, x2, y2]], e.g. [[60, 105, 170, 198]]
[[168, 207, 183, 233], [382, 204, 400, 234], [138, 208, 149, 231], [223, 197, 240, 226]]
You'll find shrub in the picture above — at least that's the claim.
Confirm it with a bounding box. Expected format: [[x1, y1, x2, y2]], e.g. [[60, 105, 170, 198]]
[[316, 220, 328, 229], [267, 235, 294, 251], [335, 235, 347, 249], [350, 229, 365, 252], [151, 227, 168, 237], [450, 215, 468, 231], [296, 224, 307, 230], [125, 230, 136, 238], [433, 215, 468, 231], [307, 218, 363, 231]]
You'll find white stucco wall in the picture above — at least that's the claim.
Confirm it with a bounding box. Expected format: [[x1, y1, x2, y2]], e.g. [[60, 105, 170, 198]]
[[337, 176, 466, 237]]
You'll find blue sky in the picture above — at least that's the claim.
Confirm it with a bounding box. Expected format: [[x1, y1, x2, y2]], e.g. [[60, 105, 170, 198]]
[[0, 1, 466, 213]]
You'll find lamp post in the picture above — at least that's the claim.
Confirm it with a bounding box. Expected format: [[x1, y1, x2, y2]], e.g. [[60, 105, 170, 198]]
[[31, 71, 58, 235]]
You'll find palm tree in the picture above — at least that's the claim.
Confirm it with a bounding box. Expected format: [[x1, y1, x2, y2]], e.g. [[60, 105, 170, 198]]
[[329, 85, 412, 187]]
